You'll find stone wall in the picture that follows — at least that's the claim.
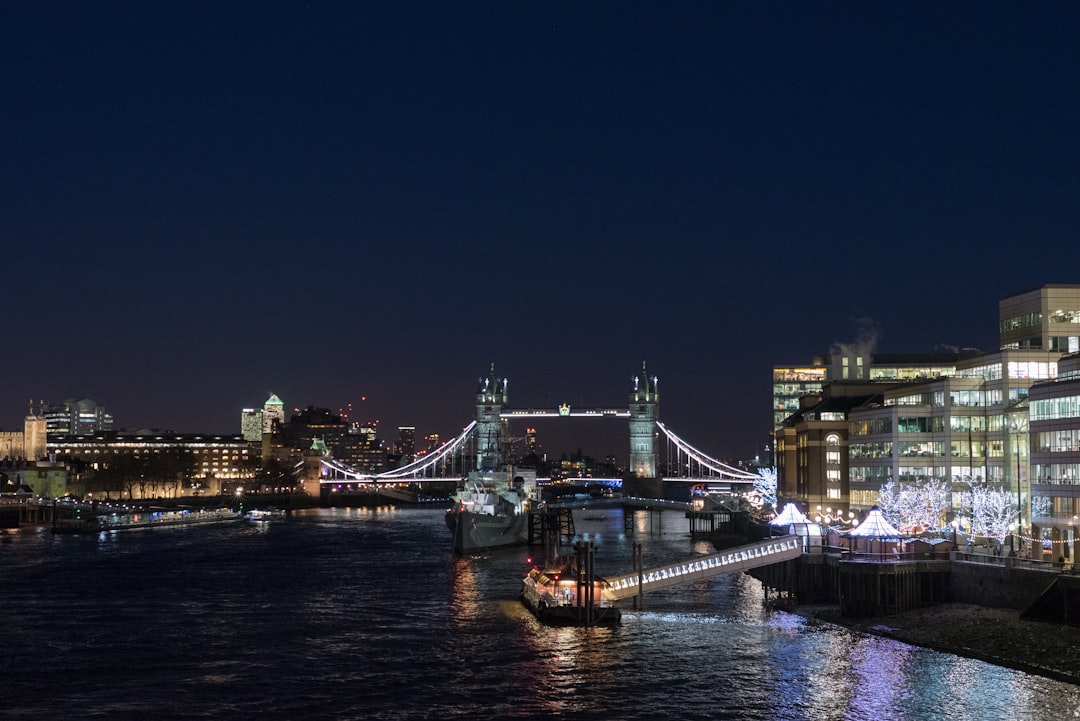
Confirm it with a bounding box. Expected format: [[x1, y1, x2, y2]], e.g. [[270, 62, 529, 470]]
[[948, 560, 1059, 610]]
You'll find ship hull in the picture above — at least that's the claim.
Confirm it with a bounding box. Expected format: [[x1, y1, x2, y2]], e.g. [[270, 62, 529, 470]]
[[445, 509, 529, 553]]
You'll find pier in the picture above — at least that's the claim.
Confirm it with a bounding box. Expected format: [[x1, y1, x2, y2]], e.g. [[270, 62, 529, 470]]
[[602, 535, 805, 603]]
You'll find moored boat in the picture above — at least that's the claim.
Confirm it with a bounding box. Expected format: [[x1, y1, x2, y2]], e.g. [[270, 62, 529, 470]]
[[520, 566, 621, 626], [445, 467, 538, 553]]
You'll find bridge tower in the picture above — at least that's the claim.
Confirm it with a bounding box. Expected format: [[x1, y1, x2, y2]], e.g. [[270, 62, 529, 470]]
[[475, 364, 509, 469], [628, 362, 659, 479]]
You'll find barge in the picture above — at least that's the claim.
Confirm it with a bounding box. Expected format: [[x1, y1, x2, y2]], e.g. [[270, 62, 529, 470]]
[[520, 566, 621, 627]]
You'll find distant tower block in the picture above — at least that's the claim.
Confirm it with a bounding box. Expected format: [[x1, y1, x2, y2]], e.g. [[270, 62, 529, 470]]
[[628, 362, 659, 479], [475, 364, 509, 470], [262, 393, 285, 434]]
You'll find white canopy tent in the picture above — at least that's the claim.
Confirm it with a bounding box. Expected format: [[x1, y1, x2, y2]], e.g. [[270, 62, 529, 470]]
[[770, 502, 810, 526], [845, 506, 902, 539], [843, 506, 905, 556]]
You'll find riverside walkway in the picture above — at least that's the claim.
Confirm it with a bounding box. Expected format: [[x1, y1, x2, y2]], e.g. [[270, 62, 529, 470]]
[[601, 535, 804, 602]]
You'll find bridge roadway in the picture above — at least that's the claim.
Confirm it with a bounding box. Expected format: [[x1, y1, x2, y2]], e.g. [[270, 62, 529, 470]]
[[600, 535, 804, 602]]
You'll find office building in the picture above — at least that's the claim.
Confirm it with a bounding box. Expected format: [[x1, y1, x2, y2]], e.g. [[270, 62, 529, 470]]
[[262, 394, 285, 434], [44, 398, 113, 437], [776, 284, 1079, 558], [241, 408, 263, 442]]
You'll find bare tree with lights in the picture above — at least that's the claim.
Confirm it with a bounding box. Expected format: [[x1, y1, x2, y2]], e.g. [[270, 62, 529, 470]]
[[1031, 495, 1050, 519], [752, 467, 777, 512], [877, 477, 951, 533], [877, 478, 901, 527], [956, 483, 1018, 543]]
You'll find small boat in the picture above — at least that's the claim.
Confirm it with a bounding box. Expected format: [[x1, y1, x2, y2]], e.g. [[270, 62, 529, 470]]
[[244, 508, 286, 521]]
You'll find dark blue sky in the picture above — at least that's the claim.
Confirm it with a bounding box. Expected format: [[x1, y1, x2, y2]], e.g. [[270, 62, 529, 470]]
[[3, 3, 1079, 461]]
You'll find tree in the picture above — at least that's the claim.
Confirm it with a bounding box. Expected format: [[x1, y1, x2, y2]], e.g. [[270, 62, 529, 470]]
[[751, 467, 777, 511], [957, 483, 1018, 542], [878, 477, 952, 533], [877, 478, 901, 527], [910, 478, 951, 531]]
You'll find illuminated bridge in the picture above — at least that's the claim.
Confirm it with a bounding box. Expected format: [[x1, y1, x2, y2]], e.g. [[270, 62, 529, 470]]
[[600, 536, 805, 602], [317, 363, 764, 492]]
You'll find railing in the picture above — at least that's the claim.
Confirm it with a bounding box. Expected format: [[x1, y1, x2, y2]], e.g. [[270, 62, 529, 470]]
[[620, 496, 691, 511], [601, 536, 803, 601], [952, 550, 1073, 572]]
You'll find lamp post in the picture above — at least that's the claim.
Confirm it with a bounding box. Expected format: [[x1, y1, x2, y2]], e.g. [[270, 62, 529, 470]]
[[1012, 422, 1023, 553]]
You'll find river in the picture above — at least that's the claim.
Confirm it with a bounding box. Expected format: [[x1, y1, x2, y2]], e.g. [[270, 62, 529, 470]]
[[1, 505, 1077, 720]]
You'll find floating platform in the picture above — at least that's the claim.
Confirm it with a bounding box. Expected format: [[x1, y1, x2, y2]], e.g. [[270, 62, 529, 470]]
[[520, 567, 621, 627]]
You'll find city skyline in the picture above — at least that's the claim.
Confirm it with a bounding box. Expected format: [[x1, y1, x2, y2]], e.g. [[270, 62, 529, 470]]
[[5, 4, 1080, 460]]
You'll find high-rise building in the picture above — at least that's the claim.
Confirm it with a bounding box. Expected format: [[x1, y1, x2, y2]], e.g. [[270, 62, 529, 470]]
[[350, 423, 385, 473], [282, 407, 350, 459], [396, 426, 416, 463], [241, 408, 263, 442], [262, 394, 285, 434]]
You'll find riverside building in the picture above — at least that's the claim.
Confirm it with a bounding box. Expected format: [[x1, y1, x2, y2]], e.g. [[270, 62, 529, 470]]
[[48, 432, 255, 498], [775, 284, 1080, 558]]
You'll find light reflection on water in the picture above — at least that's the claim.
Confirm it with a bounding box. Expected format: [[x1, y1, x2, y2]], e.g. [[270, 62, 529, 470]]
[[1, 505, 1079, 721]]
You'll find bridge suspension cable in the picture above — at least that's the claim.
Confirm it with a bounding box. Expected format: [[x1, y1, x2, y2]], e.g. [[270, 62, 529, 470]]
[[655, 421, 758, 481], [320, 421, 477, 483], [375, 421, 476, 479]]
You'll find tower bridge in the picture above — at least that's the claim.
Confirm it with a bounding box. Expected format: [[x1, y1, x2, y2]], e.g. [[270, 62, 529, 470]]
[[316, 363, 761, 495]]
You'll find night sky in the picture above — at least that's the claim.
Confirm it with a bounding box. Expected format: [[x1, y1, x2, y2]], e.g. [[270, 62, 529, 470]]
[[4, 3, 1079, 462]]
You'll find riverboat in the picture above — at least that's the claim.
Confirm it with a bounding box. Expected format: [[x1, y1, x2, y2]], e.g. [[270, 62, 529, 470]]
[[97, 507, 241, 531], [245, 508, 286, 521]]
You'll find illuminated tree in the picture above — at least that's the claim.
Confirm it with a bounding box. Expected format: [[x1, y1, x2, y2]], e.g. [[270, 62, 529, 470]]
[[877, 479, 901, 527], [751, 467, 777, 511], [877, 477, 951, 533], [957, 483, 1018, 542], [910, 478, 951, 531]]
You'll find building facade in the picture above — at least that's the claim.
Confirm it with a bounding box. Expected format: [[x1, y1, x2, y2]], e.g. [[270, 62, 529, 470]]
[[49, 433, 256, 498], [776, 284, 1079, 556], [241, 408, 263, 441], [262, 394, 285, 434], [1029, 352, 1080, 562], [44, 398, 113, 437]]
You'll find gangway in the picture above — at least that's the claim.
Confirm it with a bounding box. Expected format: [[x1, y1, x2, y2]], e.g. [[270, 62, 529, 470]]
[[601, 536, 804, 602]]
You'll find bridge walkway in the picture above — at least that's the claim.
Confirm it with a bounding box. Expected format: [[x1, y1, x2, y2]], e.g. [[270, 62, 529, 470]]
[[601, 535, 804, 602]]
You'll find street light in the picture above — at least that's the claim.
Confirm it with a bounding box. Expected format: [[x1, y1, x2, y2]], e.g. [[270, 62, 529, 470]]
[[1012, 422, 1024, 553]]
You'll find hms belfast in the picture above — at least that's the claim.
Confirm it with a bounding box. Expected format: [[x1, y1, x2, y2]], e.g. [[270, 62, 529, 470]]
[[445, 365, 539, 554]]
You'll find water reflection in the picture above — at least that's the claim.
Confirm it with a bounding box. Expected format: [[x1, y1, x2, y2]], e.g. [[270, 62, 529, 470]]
[[6, 504, 1080, 721]]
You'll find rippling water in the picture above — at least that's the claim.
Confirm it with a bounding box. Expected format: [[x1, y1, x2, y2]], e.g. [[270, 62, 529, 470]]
[[2, 506, 1078, 720]]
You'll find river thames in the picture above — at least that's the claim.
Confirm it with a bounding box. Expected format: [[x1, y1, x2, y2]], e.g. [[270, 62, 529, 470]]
[[2, 505, 1078, 720]]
